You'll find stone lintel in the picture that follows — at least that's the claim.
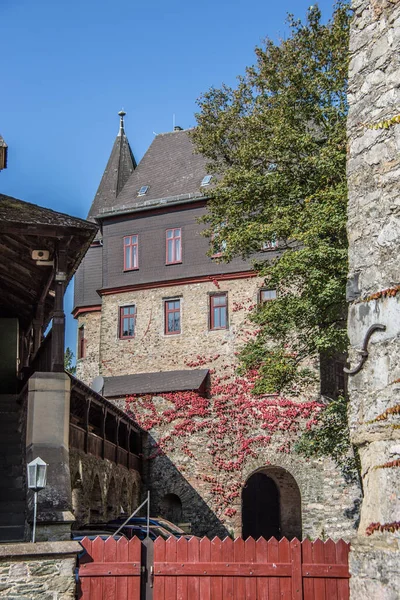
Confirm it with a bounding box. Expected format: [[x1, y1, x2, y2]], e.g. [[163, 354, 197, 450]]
[[0, 540, 81, 558]]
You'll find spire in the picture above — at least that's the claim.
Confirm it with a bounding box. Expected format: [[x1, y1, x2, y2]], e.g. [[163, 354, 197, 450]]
[[87, 111, 137, 220], [118, 109, 126, 136]]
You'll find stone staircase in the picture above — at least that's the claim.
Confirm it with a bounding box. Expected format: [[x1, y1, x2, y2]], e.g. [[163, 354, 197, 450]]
[[0, 395, 26, 542]]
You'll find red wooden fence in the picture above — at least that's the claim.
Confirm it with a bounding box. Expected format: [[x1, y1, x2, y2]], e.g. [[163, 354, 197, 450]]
[[78, 536, 350, 600]]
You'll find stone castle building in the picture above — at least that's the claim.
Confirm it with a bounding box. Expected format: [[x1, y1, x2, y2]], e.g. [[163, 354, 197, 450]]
[[73, 113, 361, 539], [346, 0, 400, 597]]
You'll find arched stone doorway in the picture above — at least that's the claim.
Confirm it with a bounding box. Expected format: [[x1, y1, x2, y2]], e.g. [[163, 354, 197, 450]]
[[159, 493, 183, 524], [242, 467, 302, 540]]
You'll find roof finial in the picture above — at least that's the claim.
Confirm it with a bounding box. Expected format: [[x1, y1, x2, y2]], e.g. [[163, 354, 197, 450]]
[[118, 109, 126, 136]]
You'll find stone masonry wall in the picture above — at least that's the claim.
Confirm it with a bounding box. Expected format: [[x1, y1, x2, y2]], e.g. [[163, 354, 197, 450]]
[[69, 448, 141, 526], [91, 274, 361, 541], [0, 541, 80, 600], [121, 392, 361, 541], [98, 276, 265, 378], [76, 311, 101, 385], [347, 0, 400, 597]]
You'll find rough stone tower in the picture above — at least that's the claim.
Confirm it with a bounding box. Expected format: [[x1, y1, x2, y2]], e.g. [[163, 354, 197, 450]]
[[346, 0, 400, 597]]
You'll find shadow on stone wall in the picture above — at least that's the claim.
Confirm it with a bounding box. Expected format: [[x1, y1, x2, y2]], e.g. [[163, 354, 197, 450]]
[[142, 435, 229, 538]]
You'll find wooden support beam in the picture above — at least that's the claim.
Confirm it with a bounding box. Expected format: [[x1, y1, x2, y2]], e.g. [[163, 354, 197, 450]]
[[52, 245, 67, 372]]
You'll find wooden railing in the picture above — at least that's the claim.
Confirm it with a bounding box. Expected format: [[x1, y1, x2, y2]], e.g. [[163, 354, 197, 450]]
[[88, 432, 102, 457], [23, 330, 53, 380], [70, 423, 85, 451], [69, 423, 140, 472], [104, 440, 116, 462]]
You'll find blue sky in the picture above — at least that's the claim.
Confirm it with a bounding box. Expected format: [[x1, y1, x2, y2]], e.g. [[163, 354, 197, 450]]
[[0, 0, 339, 357]]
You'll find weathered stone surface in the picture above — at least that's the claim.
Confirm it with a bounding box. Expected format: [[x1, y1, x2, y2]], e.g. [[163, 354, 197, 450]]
[[69, 448, 141, 526], [77, 276, 266, 385], [76, 310, 101, 384], [347, 0, 400, 597], [0, 542, 79, 600], [350, 536, 400, 600], [77, 256, 361, 539]]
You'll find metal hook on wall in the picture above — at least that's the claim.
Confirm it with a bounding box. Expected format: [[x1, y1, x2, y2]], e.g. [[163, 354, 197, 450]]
[[344, 323, 386, 376]]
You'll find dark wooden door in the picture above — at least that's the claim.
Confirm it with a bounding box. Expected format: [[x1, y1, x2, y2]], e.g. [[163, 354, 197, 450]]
[[242, 472, 281, 539]]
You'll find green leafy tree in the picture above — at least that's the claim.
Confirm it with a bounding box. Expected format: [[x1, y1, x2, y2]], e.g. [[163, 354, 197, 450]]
[[191, 1, 351, 394], [295, 395, 361, 484], [64, 347, 76, 375]]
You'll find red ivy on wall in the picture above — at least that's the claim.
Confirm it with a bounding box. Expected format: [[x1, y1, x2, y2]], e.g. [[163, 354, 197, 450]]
[[125, 368, 322, 520]]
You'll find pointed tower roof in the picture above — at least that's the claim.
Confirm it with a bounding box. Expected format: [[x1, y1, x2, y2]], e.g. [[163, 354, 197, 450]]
[[88, 111, 136, 220]]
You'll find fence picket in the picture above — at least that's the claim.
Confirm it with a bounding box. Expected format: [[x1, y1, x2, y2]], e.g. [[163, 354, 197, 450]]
[[90, 536, 105, 600], [290, 538, 302, 600], [199, 537, 211, 600], [210, 537, 223, 599], [221, 537, 234, 599], [103, 537, 117, 600], [268, 537, 280, 599], [154, 538, 166, 600], [127, 537, 141, 600], [233, 537, 245, 600], [301, 539, 314, 600], [187, 537, 200, 600], [165, 536, 178, 600], [176, 537, 188, 600], [336, 539, 350, 600], [324, 539, 338, 600], [244, 537, 257, 599], [256, 537, 269, 600], [115, 538, 128, 600], [278, 538, 291, 600], [312, 539, 326, 600], [79, 537, 92, 600]]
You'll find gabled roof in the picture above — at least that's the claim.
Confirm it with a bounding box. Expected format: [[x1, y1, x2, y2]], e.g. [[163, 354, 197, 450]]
[[103, 369, 209, 398], [97, 129, 208, 217], [88, 114, 136, 220]]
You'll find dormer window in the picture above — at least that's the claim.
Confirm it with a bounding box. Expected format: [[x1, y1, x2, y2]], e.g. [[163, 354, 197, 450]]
[[201, 175, 213, 187], [138, 185, 149, 197], [261, 238, 278, 251]]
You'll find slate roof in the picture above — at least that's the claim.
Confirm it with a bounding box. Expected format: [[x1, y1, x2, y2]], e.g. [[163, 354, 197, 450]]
[[97, 129, 208, 217], [104, 369, 209, 398], [88, 126, 136, 220]]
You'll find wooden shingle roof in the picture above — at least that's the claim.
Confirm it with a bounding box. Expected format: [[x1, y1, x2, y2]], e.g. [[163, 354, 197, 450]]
[[0, 194, 98, 328]]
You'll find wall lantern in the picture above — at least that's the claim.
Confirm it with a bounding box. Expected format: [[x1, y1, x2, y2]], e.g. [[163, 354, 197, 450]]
[[27, 457, 48, 543]]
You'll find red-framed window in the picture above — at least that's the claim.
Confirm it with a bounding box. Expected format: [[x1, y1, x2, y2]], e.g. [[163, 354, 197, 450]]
[[78, 326, 86, 359], [210, 293, 228, 330], [164, 299, 181, 335], [119, 305, 136, 339], [166, 228, 182, 264], [259, 289, 277, 303], [124, 235, 139, 270]]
